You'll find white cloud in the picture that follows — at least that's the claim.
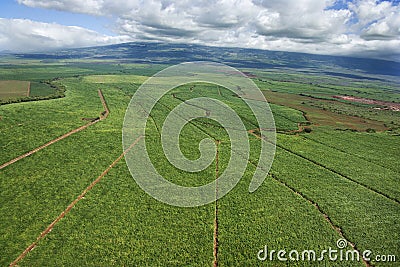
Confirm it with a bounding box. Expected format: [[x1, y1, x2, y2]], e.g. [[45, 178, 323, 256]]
[[254, 8, 351, 41], [362, 9, 400, 40], [16, 0, 106, 16], [349, 0, 393, 22], [9, 0, 400, 60], [0, 18, 131, 52], [349, 0, 400, 40]]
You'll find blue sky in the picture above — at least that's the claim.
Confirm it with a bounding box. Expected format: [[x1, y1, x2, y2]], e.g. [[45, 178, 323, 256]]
[[0, 0, 115, 35], [0, 0, 399, 61]]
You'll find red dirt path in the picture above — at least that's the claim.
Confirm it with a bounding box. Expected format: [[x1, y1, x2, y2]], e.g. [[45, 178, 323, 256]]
[[9, 135, 143, 267], [0, 89, 109, 170], [98, 89, 109, 119]]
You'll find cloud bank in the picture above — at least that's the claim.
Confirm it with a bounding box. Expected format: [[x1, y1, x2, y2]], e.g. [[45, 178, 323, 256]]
[[0, 18, 130, 52], [1, 0, 398, 60]]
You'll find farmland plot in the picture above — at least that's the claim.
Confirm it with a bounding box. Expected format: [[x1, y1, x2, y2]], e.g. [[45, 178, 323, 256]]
[[0, 80, 30, 99]]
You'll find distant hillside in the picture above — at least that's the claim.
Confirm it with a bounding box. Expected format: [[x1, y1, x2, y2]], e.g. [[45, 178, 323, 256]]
[[9, 42, 400, 77]]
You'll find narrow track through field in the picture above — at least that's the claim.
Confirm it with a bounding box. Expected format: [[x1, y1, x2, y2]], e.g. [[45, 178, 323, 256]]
[[0, 89, 109, 170], [248, 130, 373, 266], [9, 135, 144, 267]]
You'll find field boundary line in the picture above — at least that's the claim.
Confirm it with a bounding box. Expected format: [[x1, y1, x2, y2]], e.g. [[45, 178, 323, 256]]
[[9, 135, 143, 267], [137, 103, 161, 136], [26, 82, 31, 97], [98, 89, 109, 119], [139, 90, 219, 140], [231, 146, 372, 267], [302, 134, 399, 174], [276, 142, 400, 205], [0, 89, 109, 170], [303, 131, 400, 174], [270, 173, 371, 267], [248, 129, 399, 205], [0, 120, 98, 170]]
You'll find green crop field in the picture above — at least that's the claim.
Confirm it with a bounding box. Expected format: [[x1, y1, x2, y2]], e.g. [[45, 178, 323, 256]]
[[0, 80, 30, 100], [0, 59, 399, 267]]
